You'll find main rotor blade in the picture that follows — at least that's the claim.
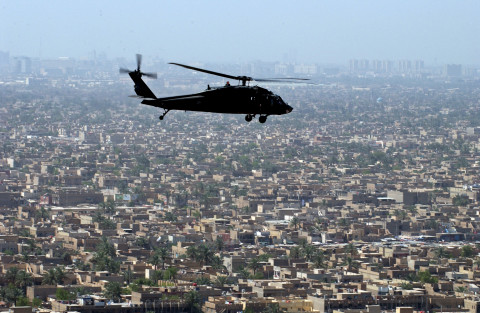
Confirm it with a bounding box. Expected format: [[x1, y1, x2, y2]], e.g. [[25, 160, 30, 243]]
[[136, 54, 142, 71], [119, 67, 132, 74], [169, 63, 245, 81], [257, 77, 310, 81], [255, 78, 311, 84], [169, 62, 310, 85], [142, 72, 157, 79]]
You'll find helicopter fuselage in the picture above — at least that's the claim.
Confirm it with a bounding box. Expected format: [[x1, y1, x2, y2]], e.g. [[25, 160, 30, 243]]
[[142, 85, 293, 116]]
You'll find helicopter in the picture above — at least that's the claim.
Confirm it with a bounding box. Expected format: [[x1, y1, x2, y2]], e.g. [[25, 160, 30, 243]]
[[120, 54, 308, 123]]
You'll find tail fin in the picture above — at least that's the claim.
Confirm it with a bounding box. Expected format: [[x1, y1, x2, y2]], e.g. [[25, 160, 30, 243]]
[[119, 54, 157, 99], [129, 73, 157, 99]]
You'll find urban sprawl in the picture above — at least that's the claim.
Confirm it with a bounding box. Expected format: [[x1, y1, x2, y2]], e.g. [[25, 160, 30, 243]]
[[1, 54, 480, 313]]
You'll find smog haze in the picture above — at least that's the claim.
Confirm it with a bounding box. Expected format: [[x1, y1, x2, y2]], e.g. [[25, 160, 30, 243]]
[[1, 0, 479, 65]]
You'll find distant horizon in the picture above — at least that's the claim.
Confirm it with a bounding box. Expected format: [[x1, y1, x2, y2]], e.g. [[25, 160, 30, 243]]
[[1, 1, 478, 67], [1, 51, 476, 68]]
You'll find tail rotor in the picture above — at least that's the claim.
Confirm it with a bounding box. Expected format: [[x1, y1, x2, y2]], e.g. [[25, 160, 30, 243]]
[[119, 54, 157, 79]]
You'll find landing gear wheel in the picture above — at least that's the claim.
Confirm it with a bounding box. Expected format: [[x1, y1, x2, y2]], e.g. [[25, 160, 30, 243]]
[[245, 114, 253, 122], [259, 115, 267, 123], [159, 109, 170, 121]]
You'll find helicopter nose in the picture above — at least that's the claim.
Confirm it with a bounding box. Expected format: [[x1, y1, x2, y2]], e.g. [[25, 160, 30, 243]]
[[286, 104, 293, 114]]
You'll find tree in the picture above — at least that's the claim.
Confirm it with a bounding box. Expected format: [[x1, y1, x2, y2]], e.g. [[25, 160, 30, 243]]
[[0, 284, 22, 305], [289, 217, 300, 230], [302, 244, 316, 261], [425, 219, 439, 230], [194, 277, 211, 286], [258, 253, 272, 262], [289, 246, 301, 259], [74, 259, 91, 271], [164, 211, 177, 222], [91, 239, 120, 273], [97, 237, 116, 257], [135, 237, 150, 249], [5, 268, 33, 294], [312, 251, 326, 269], [153, 247, 169, 270], [192, 210, 201, 221], [263, 303, 284, 313], [16, 296, 32, 307], [453, 195, 469, 206], [394, 209, 409, 221], [186, 245, 198, 260], [93, 211, 106, 223], [461, 245, 475, 258], [123, 267, 133, 285], [42, 267, 66, 285], [210, 255, 226, 271], [104, 281, 122, 302], [163, 267, 178, 280], [42, 269, 57, 285], [54, 267, 66, 284], [405, 205, 417, 216], [214, 276, 230, 288], [56, 288, 75, 300], [313, 218, 328, 232], [238, 267, 251, 279], [15, 270, 33, 294], [91, 253, 120, 273], [343, 257, 359, 271], [405, 273, 418, 282], [344, 243, 358, 257], [247, 257, 262, 275], [149, 253, 160, 271], [104, 199, 116, 215], [338, 218, 350, 227], [197, 244, 213, 266], [5, 267, 19, 285], [31, 297, 42, 307], [417, 270, 438, 284], [35, 206, 50, 220], [184, 290, 202, 313], [434, 247, 451, 259], [215, 236, 224, 253]]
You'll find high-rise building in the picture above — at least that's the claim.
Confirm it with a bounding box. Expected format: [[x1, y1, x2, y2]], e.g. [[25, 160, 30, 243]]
[[371, 60, 393, 73], [372, 60, 382, 72], [0, 51, 9, 70], [15, 57, 32, 74], [349, 59, 359, 72], [413, 60, 424, 72], [398, 60, 412, 73], [382, 60, 393, 73], [349, 59, 369, 73], [444, 64, 462, 77]]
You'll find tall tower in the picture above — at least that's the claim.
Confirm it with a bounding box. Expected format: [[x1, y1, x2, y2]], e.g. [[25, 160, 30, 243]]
[[444, 64, 462, 77]]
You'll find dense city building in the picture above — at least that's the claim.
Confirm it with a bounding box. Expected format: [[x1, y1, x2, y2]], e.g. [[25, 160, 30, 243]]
[[0, 54, 480, 313]]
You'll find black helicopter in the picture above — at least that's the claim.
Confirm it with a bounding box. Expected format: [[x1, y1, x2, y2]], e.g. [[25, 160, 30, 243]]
[[120, 54, 308, 123]]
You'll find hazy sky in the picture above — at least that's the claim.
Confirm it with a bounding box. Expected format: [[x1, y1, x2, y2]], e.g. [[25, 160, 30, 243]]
[[1, 0, 479, 65]]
